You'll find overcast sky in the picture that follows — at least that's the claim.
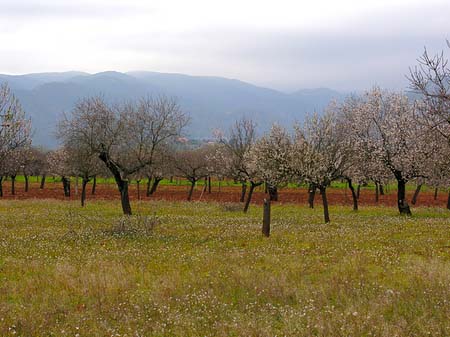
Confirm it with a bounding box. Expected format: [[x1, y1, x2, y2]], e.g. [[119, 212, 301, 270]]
[[0, 0, 449, 91]]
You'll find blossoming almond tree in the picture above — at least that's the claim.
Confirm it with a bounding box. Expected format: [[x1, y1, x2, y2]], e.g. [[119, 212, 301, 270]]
[[292, 110, 353, 223], [339, 96, 392, 209], [58, 96, 188, 215], [0, 83, 31, 176], [47, 148, 72, 197], [172, 146, 210, 201], [213, 118, 258, 205], [245, 124, 293, 203], [409, 43, 450, 141], [342, 87, 437, 215]]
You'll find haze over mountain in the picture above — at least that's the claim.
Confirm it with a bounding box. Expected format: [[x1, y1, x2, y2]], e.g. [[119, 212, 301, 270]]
[[0, 71, 345, 148]]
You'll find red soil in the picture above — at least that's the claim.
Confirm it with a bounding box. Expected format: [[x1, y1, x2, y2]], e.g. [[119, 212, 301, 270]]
[[0, 180, 448, 208]]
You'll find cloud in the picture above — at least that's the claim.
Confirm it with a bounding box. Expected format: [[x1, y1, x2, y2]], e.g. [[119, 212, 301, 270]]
[[0, 0, 449, 91], [0, 0, 154, 18]]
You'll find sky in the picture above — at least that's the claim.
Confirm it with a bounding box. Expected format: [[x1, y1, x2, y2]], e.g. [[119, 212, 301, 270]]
[[0, 0, 449, 92]]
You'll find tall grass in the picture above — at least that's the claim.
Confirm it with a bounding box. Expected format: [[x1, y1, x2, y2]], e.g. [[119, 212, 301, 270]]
[[0, 200, 449, 336]]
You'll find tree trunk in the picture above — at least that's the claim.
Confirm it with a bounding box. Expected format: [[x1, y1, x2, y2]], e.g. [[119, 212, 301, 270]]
[[268, 184, 278, 201], [208, 176, 211, 194], [262, 198, 271, 237], [62, 176, 71, 197], [244, 182, 261, 213], [11, 175, 16, 195], [434, 187, 438, 200], [146, 175, 152, 196], [202, 179, 207, 194], [346, 178, 358, 211], [136, 180, 141, 200], [240, 182, 247, 202], [150, 177, 162, 195], [74, 177, 78, 196], [308, 183, 316, 208], [24, 175, 29, 192], [91, 175, 97, 195], [0, 176, 3, 197], [40, 174, 46, 189], [411, 184, 422, 205], [375, 181, 379, 203], [397, 177, 411, 216], [447, 190, 450, 210], [99, 149, 132, 215], [119, 180, 132, 215], [379, 184, 385, 195], [81, 177, 89, 207], [356, 184, 361, 199], [187, 180, 196, 201], [320, 186, 330, 223]]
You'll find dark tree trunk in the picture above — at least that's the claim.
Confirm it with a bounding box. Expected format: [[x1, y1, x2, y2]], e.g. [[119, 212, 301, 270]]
[[40, 174, 46, 189], [356, 184, 361, 199], [320, 186, 330, 223], [208, 176, 211, 194], [411, 184, 422, 205], [119, 180, 132, 215], [244, 182, 261, 213], [91, 175, 97, 195], [308, 183, 316, 208], [11, 175, 16, 195], [187, 180, 196, 201], [262, 198, 271, 237], [99, 149, 132, 215], [150, 177, 162, 195], [0, 176, 3, 197], [346, 178, 358, 211], [375, 181, 379, 203], [447, 190, 450, 210], [268, 184, 278, 201], [62, 176, 71, 197], [396, 176, 411, 216], [24, 175, 29, 192], [434, 187, 438, 200], [81, 177, 89, 207], [146, 175, 152, 196], [379, 184, 385, 195], [169, 176, 173, 183], [136, 180, 141, 200], [240, 182, 247, 202]]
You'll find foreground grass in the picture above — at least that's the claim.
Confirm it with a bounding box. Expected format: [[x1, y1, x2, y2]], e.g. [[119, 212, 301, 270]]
[[0, 200, 449, 336]]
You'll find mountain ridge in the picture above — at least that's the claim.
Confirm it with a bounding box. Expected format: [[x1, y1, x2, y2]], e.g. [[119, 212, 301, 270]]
[[0, 71, 345, 148]]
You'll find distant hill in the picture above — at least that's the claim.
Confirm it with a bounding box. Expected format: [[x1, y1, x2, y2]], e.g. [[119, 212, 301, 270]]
[[0, 71, 345, 148]]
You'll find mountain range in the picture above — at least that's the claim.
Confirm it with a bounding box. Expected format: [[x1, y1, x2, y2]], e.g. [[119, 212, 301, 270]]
[[0, 71, 346, 148]]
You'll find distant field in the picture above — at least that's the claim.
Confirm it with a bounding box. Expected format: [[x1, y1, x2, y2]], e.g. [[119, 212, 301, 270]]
[[0, 200, 449, 336]]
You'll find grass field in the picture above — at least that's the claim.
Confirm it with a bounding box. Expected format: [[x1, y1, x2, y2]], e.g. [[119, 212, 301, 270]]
[[8, 174, 439, 192], [0, 199, 449, 336]]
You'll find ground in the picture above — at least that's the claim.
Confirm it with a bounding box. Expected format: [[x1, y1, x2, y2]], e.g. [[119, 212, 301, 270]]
[[0, 199, 449, 336], [0, 178, 448, 208]]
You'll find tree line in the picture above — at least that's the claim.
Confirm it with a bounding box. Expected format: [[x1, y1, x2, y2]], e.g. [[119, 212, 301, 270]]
[[1, 44, 450, 222]]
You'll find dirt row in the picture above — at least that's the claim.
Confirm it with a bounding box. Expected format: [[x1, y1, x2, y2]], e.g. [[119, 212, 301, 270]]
[[0, 180, 449, 208]]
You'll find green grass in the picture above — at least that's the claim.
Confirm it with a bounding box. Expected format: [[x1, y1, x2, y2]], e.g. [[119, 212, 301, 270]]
[[0, 200, 449, 336], [10, 174, 445, 193]]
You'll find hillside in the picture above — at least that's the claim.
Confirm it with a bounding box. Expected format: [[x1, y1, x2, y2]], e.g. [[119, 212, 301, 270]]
[[0, 71, 345, 148]]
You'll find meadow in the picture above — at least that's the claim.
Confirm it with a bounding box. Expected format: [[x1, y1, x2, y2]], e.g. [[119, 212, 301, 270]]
[[0, 198, 449, 336]]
